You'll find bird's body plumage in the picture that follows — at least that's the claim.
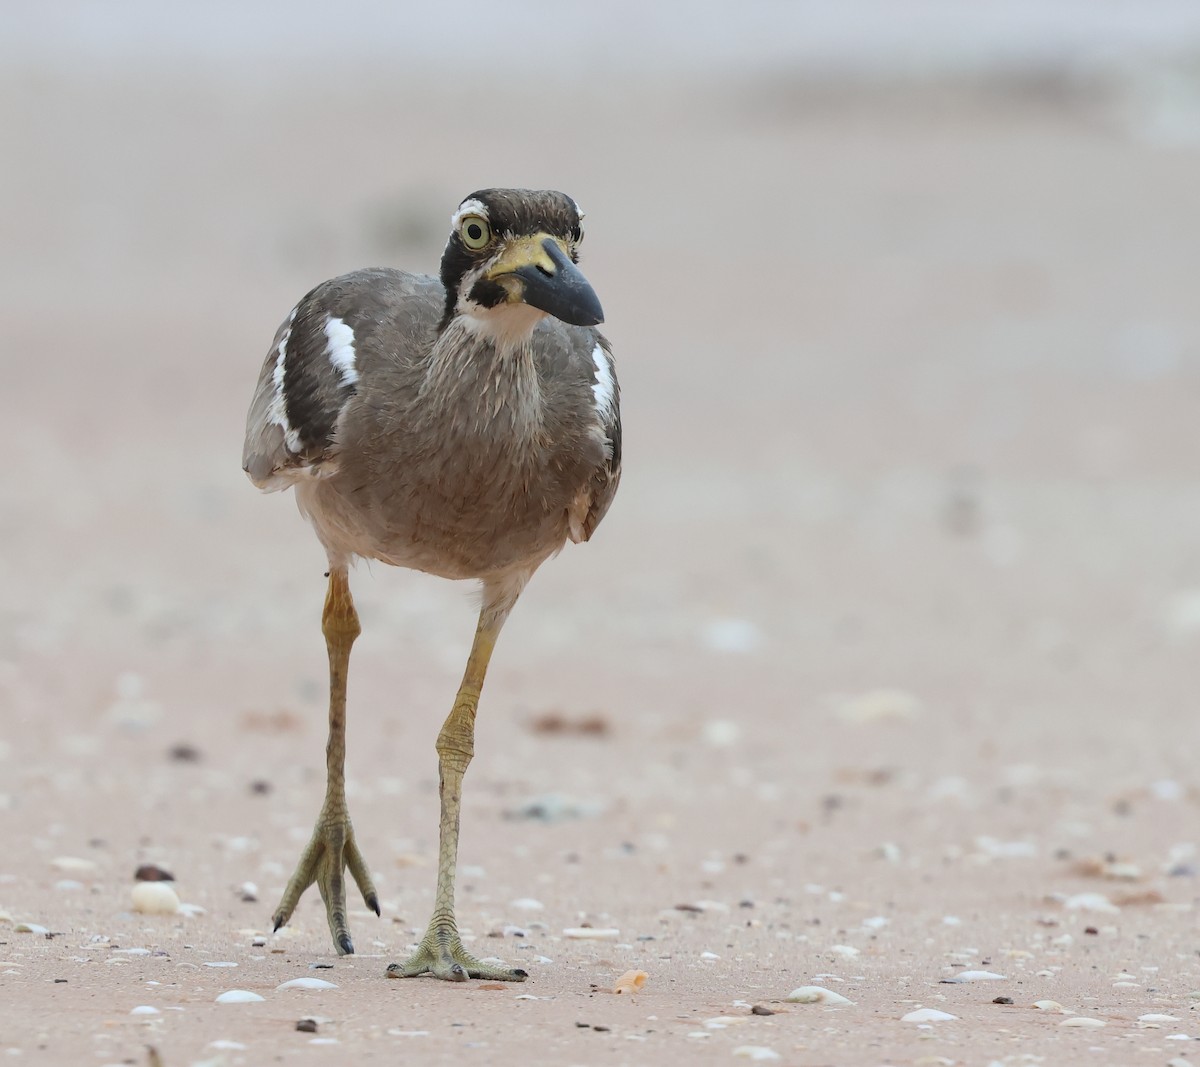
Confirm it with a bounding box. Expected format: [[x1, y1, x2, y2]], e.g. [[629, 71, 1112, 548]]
[[244, 268, 619, 584], [242, 189, 620, 980]]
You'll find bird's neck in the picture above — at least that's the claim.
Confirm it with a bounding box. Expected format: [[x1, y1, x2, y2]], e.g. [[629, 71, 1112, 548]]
[[423, 317, 544, 437]]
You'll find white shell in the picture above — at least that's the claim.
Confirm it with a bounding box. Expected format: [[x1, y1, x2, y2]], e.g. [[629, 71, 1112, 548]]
[[277, 977, 338, 990], [786, 986, 854, 1006], [131, 882, 181, 915], [901, 1008, 958, 1022], [215, 989, 265, 1004]]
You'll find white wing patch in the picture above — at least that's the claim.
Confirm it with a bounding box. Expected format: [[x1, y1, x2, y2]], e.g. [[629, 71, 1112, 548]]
[[590, 343, 616, 422], [266, 306, 300, 452], [324, 316, 359, 386]]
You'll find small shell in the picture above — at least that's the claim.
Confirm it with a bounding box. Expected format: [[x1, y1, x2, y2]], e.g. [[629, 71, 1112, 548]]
[[944, 970, 1006, 982], [215, 990, 265, 1004], [1060, 1017, 1106, 1028], [1032, 1000, 1068, 1013], [613, 970, 648, 995], [131, 882, 181, 915], [562, 927, 619, 940], [786, 986, 854, 1006], [901, 1008, 958, 1023], [277, 977, 337, 991]]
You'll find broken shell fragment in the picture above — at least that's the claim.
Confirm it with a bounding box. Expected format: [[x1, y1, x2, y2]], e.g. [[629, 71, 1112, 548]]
[[613, 970, 648, 994]]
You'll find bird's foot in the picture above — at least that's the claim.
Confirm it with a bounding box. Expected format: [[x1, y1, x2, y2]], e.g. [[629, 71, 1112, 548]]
[[271, 807, 379, 955], [385, 924, 528, 982]]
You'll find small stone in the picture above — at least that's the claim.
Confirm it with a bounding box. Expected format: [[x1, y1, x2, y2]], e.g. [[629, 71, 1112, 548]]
[[563, 927, 619, 940], [131, 882, 181, 915], [1060, 1017, 1106, 1028], [295, 1018, 318, 1033], [208, 1041, 247, 1051], [510, 897, 544, 911], [130, 1005, 160, 1015], [1138, 1013, 1180, 1025], [168, 742, 202, 762], [993, 996, 1013, 1005], [829, 944, 859, 958], [51, 856, 99, 875], [238, 881, 258, 902], [1062, 892, 1119, 914], [901, 1009, 958, 1023], [134, 863, 175, 882], [14, 923, 50, 934], [750, 1005, 775, 1016], [786, 986, 854, 1006], [835, 688, 923, 723], [732, 1047, 781, 1061], [215, 990, 265, 1004], [277, 977, 337, 990], [204, 962, 238, 968]]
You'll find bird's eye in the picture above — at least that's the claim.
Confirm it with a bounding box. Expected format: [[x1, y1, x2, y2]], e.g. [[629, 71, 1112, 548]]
[[572, 224, 584, 245], [459, 215, 491, 250]]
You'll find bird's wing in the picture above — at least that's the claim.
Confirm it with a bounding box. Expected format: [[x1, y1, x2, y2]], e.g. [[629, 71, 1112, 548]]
[[242, 269, 441, 490], [577, 334, 622, 541], [537, 324, 621, 544]]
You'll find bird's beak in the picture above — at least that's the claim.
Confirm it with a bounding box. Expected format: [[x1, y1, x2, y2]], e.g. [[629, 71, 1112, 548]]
[[485, 234, 604, 327]]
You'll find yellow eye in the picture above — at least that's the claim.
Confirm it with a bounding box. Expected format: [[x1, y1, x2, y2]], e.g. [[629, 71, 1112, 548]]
[[459, 215, 491, 250]]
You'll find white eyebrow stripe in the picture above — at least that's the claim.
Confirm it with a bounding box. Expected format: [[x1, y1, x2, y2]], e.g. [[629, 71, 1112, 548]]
[[452, 198, 489, 228], [323, 316, 359, 387]]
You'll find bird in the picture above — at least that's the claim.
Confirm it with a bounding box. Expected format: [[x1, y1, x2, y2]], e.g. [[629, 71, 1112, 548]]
[[241, 188, 621, 982]]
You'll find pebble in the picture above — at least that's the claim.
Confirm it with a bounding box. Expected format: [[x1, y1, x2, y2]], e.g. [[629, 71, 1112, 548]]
[[1138, 1013, 1181, 1025], [51, 856, 98, 875], [701, 719, 743, 747], [295, 1018, 318, 1033], [134, 864, 175, 882], [901, 1009, 958, 1023], [504, 794, 603, 822], [277, 977, 337, 990], [14, 923, 49, 934], [732, 1048, 781, 1062], [204, 962, 238, 968], [563, 928, 619, 940], [129, 1006, 160, 1015], [829, 945, 859, 958], [208, 1041, 247, 1050], [238, 882, 258, 902], [835, 688, 923, 723], [786, 986, 854, 1006], [944, 970, 1006, 982], [1060, 1017, 1106, 1028], [1062, 892, 1119, 914], [510, 898, 544, 911], [215, 990, 264, 1004], [131, 882, 181, 915]]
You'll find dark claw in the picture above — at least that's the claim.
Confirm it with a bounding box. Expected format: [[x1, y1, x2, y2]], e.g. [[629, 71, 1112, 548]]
[[513, 968, 529, 978], [366, 894, 381, 917], [449, 963, 468, 981], [272, 917, 284, 932], [339, 934, 354, 956]]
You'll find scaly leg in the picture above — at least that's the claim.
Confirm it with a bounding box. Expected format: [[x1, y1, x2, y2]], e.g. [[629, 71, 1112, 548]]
[[272, 567, 379, 955], [387, 595, 527, 982]]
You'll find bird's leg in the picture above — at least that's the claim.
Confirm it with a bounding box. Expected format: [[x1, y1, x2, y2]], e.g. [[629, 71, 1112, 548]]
[[271, 567, 379, 955], [387, 603, 528, 982]]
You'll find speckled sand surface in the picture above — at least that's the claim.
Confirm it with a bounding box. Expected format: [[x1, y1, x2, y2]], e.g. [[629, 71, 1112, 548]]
[[3, 24, 1200, 1067]]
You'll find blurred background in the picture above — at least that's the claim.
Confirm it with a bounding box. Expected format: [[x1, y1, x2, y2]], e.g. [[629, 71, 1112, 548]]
[[2, 1, 1200, 1042]]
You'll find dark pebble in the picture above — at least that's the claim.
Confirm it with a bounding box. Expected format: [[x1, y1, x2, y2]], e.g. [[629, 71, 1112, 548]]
[[993, 996, 1013, 1005], [296, 1018, 318, 1033], [751, 1004, 775, 1016], [134, 864, 175, 882]]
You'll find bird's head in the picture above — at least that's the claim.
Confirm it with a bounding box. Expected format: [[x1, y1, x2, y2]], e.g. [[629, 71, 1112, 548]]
[[439, 188, 603, 344]]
